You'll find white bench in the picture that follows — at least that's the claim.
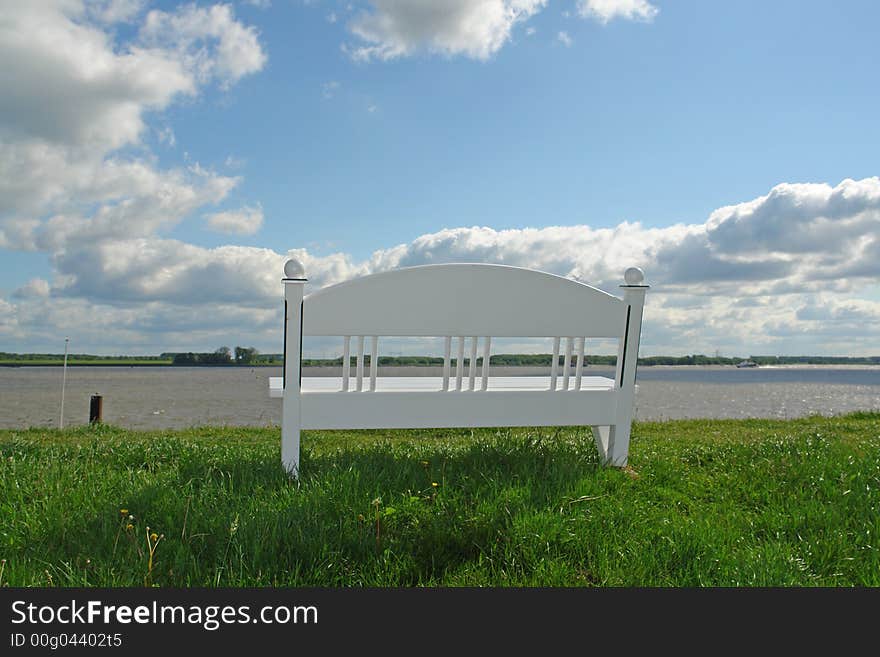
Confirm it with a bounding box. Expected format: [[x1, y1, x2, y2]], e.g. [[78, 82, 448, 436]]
[[270, 259, 648, 476]]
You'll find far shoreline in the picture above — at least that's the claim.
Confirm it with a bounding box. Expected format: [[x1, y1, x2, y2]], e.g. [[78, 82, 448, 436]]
[[3, 362, 880, 370]]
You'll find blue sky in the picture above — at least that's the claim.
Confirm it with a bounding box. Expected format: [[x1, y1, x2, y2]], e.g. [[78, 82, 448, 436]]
[[1, 0, 879, 357]]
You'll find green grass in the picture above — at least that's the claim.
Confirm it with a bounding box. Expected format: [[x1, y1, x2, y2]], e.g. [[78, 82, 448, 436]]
[[1, 414, 878, 587]]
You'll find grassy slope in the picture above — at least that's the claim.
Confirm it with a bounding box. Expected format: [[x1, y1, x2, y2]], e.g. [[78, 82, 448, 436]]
[[1, 414, 878, 587]]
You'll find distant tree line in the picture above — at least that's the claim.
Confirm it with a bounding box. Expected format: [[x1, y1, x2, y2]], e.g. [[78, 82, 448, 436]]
[[4, 351, 880, 367], [299, 354, 662, 367], [748, 355, 880, 365], [299, 353, 880, 367], [299, 354, 693, 367], [301, 355, 446, 367], [163, 346, 281, 366], [0, 352, 168, 362]]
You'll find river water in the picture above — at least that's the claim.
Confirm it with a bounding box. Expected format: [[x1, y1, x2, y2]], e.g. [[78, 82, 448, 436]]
[[1, 365, 879, 430]]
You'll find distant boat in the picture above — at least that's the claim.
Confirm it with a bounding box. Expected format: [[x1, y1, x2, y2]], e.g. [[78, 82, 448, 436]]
[[736, 360, 758, 368]]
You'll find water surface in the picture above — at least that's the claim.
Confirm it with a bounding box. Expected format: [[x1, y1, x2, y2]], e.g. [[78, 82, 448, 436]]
[[1, 365, 878, 429]]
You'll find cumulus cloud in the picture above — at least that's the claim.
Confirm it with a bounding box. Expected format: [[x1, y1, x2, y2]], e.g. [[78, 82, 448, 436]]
[[52, 238, 283, 305], [89, 0, 147, 24], [0, 293, 282, 354], [321, 80, 341, 99], [0, 3, 193, 152], [577, 0, 659, 24], [157, 125, 176, 147], [344, 0, 547, 61], [0, 1, 267, 351], [339, 0, 661, 63], [0, 2, 263, 246], [0, 298, 19, 339], [5, 169, 880, 355], [1, 4, 877, 357], [12, 278, 51, 300], [204, 205, 265, 235], [140, 3, 267, 88], [706, 178, 880, 257], [0, 157, 239, 254], [796, 297, 880, 324], [0, 1, 263, 237]]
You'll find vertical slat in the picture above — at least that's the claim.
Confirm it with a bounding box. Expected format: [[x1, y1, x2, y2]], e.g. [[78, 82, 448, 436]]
[[455, 337, 465, 391], [369, 335, 378, 391], [562, 337, 573, 390], [342, 335, 351, 392], [356, 335, 365, 392], [550, 337, 560, 391], [480, 336, 491, 391], [468, 336, 478, 390], [574, 337, 585, 390], [442, 336, 451, 391]]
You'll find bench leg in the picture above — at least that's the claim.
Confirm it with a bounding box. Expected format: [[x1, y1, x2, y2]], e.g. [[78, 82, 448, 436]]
[[592, 426, 611, 463], [592, 424, 631, 467], [606, 423, 630, 467], [281, 394, 301, 477]]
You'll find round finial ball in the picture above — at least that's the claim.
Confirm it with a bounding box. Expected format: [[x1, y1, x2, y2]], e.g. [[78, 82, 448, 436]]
[[624, 267, 644, 285], [284, 258, 305, 279]]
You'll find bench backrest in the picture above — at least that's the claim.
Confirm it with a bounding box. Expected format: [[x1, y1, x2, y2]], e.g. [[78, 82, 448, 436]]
[[302, 263, 626, 338], [281, 261, 647, 393]]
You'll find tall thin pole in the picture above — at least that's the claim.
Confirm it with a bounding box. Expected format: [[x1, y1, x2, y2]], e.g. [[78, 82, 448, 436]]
[[59, 337, 69, 430]]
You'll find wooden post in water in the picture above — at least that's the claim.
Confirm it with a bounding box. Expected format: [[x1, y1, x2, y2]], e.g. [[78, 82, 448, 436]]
[[89, 394, 103, 424]]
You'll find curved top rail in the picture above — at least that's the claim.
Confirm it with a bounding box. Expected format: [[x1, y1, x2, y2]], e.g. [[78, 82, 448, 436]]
[[301, 263, 629, 338]]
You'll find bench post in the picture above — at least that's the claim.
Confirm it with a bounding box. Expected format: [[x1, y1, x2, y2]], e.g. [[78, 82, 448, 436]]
[[282, 258, 307, 476], [600, 267, 648, 466]]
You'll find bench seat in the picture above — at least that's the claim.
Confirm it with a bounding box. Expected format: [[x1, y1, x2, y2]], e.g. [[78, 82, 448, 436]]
[[269, 375, 616, 397], [270, 375, 622, 430]]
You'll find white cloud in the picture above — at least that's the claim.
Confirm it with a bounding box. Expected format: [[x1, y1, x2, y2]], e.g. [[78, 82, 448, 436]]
[[341, 0, 660, 62], [204, 205, 265, 235], [322, 80, 341, 99], [0, 3, 194, 152], [345, 0, 547, 61], [12, 278, 51, 299], [157, 125, 177, 147], [0, 1, 262, 247], [705, 178, 880, 257], [796, 297, 880, 324], [0, 1, 268, 352], [89, 0, 147, 24], [6, 160, 240, 253], [0, 298, 19, 339], [0, 294, 282, 354], [0, 1, 263, 233], [5, 169, 880, 355], [140, 3, 268, 88], [1, 4, 877, 357], [0, 216, 40, 251], [224, 155, 247, 170], [577, 0, 659, 24], [52, 238, 283, 305]]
